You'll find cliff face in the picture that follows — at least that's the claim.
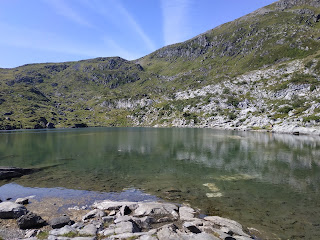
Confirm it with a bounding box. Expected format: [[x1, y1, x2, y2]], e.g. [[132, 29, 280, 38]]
[[1, 0, 320, 134]]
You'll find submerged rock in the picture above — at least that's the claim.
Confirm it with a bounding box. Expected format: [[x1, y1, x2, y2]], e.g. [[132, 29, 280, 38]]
[[0, 166, 33, 180]]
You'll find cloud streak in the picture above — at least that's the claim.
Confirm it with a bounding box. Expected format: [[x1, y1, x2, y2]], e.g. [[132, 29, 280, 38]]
[[161, 0, 192, 45], [44, 0, 95, 29]]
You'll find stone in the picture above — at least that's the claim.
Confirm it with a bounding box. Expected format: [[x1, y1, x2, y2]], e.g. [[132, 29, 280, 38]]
[[101, 228, 115, 236], [114, 215, 132, 223], [156, 223, 180, 240], [78, 224, 98, 236], [179, 206, 196, 220], [49, 225, 77, 236], [15, 197, 30, 205], [119, 205, 131, 216], [183, 222, 202, 234], [17, 212, 46, 229], [72, 238, 97, 240], [102, 216, 115, 223], [115, 221, 141, 234], [49, 215, 72, 229], [138, 235, 158, 240], [93, 200, 138, 211], [82, 209, 106, 221], [133, 216, 154, 229], [133, 202, 178, 217], [0, 201, 28, 219], [25, 229, 40, 238], [204, 216, 250, 238], [179, 232, 220, 240]]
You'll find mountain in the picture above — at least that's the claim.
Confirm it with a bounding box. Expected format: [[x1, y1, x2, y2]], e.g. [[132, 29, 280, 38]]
[[1, 0, 320, 134]]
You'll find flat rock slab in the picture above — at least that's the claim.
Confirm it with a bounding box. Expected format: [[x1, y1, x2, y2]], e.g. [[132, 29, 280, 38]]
[[49, 216, 72, 229], [17, 212, 46, 229], [133, 202, 178, 217], [0, 201, 28, 219], [93, 200, 138, 211]]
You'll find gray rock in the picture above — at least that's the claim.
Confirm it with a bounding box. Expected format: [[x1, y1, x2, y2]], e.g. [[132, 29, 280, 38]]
[[24, 229, 39, 238], [82, 209, 106, 221], [0, 166, 34, 180], [115, 221, 141, 234], [138, 235, 158, 240], [93, 200, 138, 211], [0, 201, 28, 219], [78, 224, 98, 236], [133, 216, 154, 229], [15, 197, 30, 205], [180, 232, 220, 240], [102, 216, 115, 223], [157, 223, 180, 240], [133, 202, 178, 217], [114, 215, 132, 223], [119, 205, 131, 216], [72, 238, 97, 240], [100, 227, 115, 236], [179, 206, 196, 220], [204, 216, 250, 238], [71, 222, 85, 229], [49, 215, 72, 229], [17, 212, 46, 229], [49, 225, 77, 236]]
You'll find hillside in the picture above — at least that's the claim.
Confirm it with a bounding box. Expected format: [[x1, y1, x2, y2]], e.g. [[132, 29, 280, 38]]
[[2, 0, 320, 134]]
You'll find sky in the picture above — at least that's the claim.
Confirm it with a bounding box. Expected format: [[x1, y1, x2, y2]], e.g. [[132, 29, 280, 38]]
[[0, 0, 276, 68]]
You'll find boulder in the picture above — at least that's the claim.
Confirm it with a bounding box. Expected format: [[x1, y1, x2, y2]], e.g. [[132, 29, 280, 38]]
[[0, 201, 28, 219], [183, 221, 202, 234], [179, 206, 196, 220], [49, 215, 72, 229], [82, 209, 105, 221], [78, 224, 98, 236], [17, 212, 46, 229], [204, 216, 250, 238], [93, 200, 138, 211], [49, 225, 77, 236], [15, 197, 30, 205], [115, 221, 141, 234], [157, 223, 180, 240], [133, 202, 178, 217]]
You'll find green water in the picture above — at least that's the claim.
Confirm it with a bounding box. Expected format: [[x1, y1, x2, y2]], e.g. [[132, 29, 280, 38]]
[[0, 127, 320, 239]]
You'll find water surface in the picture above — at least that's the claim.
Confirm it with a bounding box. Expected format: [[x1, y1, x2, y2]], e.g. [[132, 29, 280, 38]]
[[0, 127, 319, 239]]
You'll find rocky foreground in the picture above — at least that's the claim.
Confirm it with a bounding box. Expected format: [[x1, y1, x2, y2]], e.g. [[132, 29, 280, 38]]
[[0, 196, 256, 240]]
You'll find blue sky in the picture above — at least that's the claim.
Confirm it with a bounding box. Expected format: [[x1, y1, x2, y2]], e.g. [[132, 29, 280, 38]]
[[0, 0, 275, 68]]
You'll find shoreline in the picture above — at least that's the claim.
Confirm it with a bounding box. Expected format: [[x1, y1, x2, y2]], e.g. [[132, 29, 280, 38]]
[[0, 195, 262, 240]]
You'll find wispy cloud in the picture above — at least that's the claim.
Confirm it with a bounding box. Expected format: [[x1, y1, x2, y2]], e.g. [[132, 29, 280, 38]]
[[114, 1, 156, 52], [79, 0, 156, 52], [44, 0, 95, 29], [161, 0, 192, 45]]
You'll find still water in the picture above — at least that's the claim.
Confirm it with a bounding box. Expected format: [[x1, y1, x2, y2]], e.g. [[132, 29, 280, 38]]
[[0, 127, 319, 239]]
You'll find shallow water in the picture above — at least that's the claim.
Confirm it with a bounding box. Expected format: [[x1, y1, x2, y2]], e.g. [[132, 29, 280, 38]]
[[0, 127, 320, 239]]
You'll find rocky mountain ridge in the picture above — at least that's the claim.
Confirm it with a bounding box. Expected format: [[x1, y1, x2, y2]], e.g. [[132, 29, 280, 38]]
[[1, 0, 320, 135]]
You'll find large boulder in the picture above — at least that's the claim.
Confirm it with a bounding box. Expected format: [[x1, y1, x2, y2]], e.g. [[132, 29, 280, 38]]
[[93, 200, 138, 211], [133, 202, 178, 217], [49, 215, 72, 229], [0, 201, 28, 219], [17, 212, 46, 229]]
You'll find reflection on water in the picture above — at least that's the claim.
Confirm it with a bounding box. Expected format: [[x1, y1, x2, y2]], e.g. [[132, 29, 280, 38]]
[[0, 127, 320, 239]]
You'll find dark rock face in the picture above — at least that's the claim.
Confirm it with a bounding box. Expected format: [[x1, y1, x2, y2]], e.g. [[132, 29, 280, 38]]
[[0, 167, 33, 180], [73, 123, 88, 128], [49, 216, 72, 229], [276, 0, 320, 10], [17, 212, 46, 229], [46, 122, 55, 129]]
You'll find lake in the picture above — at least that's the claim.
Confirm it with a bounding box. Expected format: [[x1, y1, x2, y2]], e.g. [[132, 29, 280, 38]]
[[0, 127, 319, 239]]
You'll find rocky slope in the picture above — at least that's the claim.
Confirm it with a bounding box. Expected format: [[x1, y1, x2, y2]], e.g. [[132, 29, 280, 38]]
[[1, 0, 320, 135]]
